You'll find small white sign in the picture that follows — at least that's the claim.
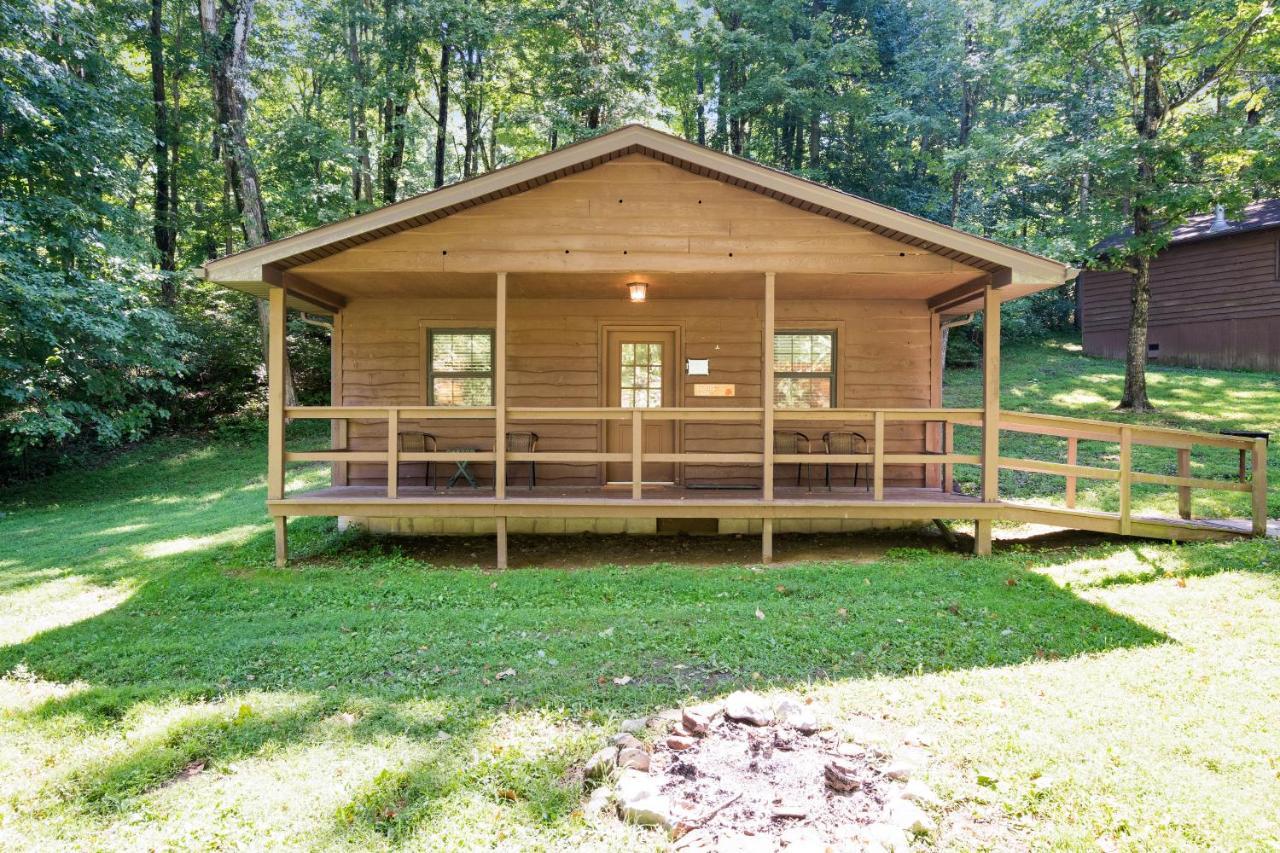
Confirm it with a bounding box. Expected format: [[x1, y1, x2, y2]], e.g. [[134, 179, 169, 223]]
[[686, 358, 710, 376]]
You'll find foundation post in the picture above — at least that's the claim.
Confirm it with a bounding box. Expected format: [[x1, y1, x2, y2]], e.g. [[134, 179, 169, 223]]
[[973, 518, 991, 556], [496, 516, 508, 569], [274, 516, 288, 567]]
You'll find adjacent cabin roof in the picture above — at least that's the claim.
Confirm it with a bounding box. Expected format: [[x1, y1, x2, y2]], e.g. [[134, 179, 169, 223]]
[[203, 124, 1075, 314], [1095, 199, 1280, 252]]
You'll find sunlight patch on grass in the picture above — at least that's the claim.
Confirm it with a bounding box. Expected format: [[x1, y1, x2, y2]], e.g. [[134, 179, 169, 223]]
[[139, 524, 264, 559], [0, 576, 136, 647], [1051, 388, 1109, 408], [99, 523, 151, 536], [0, 667, 88, 712]]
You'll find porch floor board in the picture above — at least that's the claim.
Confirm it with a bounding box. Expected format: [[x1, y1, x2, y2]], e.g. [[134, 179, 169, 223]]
[[285, 484, 979, 504]]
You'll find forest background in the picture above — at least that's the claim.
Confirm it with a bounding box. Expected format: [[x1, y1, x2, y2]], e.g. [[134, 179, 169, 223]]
[[4, 0, 1278, 480]]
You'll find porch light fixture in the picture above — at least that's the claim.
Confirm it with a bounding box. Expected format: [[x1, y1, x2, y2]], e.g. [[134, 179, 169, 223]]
[[627, 281, 648, 303]]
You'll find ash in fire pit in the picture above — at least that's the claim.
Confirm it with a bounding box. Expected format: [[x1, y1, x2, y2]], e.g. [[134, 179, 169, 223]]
[[582, 691, 943, 851]]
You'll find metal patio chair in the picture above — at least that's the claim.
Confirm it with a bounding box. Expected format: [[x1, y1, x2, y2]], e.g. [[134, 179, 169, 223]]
[[821, 430, 870, 491], [773, 430, 813, 489], [398, 432, 440, 491], [506, 431, 539, 489]]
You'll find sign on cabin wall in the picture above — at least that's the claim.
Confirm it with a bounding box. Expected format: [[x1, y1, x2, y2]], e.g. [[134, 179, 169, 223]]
[[693, 383, 736, 397]]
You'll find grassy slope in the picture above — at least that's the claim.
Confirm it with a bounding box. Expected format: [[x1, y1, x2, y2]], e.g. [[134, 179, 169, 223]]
[[0, 341, 1277, 850]]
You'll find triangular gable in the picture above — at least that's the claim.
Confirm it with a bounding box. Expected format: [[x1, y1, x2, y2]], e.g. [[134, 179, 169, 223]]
[[204, 125, 1074, 308]]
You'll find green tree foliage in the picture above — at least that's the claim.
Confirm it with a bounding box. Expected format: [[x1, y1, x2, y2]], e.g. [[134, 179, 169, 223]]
[[0, 0, 185, 466], [3, 0, 1278, 477]]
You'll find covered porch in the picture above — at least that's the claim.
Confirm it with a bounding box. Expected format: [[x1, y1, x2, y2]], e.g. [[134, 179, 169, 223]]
[[263, 264, 1017, 566]]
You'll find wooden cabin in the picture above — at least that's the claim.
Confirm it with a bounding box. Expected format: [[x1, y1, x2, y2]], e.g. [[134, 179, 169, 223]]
[[203, 126, 1268, 567], [1082, 200, 1280, 371]]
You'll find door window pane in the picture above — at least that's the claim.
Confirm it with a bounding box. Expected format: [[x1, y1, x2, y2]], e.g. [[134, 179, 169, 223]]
[[620, 342, 663, 408], [774, 331, 835, 409]]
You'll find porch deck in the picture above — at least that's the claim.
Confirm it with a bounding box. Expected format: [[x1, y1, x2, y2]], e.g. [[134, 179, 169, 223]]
[[280, 483, 982, 512], [273, 482, 1252, 542]]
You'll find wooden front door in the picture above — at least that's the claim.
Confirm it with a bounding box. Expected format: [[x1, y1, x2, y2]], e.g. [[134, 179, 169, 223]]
[[605, 329, 677, 483]]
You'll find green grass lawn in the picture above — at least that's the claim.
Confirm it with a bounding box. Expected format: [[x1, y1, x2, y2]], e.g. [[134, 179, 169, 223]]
[[1, 339, 1278, 850], [947, 339, 1280, 520]]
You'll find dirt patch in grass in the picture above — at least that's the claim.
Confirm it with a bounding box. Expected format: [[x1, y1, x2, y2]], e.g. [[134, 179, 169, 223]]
[[653, 715, 894, 848], [330, 529, 964, 569]]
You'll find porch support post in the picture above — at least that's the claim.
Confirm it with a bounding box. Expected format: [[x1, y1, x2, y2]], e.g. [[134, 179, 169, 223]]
[[1119, 426, 1132, 535], [763, 272, 775, 500], [386, 408, 399, 498], [873, 411, 885, 501], [1066, 436, 1078, 508], [762, 518, 773, 564], [942, 421, 954, 494], [631, 410, 643, 500], [495, 272, 507, 500], [1177, 447, 1192, 519], [268, 284, 287, 501], [1251, 438, 1267, 536], [331, 310, 348, 486], [981, 283, 1000, 504], [268, 284, 288, 566]]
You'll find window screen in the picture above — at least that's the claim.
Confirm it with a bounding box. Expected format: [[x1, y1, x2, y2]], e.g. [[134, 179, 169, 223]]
[[774, 331, 835, 408], [428, 330, 493, 406]]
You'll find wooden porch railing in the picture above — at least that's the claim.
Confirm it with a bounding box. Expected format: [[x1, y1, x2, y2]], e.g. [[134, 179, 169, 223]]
[[283, 406, 982, 501], [282, 404, 1267, 537]]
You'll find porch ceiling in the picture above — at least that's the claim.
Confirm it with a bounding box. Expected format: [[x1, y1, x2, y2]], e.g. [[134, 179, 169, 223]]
[[283, 269, 990, 303]]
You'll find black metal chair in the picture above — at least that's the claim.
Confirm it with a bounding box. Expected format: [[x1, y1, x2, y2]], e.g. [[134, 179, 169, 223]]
[[822, 431, 870, 491], [506, 431, 539, 489], [398, 432, 439, 490], [773, 431, 812, 489]]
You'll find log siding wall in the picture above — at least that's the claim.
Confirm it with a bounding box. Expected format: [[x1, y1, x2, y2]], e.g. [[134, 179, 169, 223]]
[[339, 296, 935, 488], [1081, 229, 1280, 371]]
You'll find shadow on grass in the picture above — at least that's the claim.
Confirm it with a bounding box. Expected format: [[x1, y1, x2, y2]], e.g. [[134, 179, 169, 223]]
[[3, 519, 1178, 835]]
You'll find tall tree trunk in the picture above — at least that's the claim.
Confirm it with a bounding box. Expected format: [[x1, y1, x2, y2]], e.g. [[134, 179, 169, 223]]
[[1121, 256, 1153, 411], [1120, 54, 1164, 412], [807, 109, 820, 170], [199, 0, 296, 407], [1075, 171, 1089, 331], [346, 10, 373, 206], [714, 66, 727, 150], [434, 35, 450, 188], [462, 46, 481, 178], [949, 16, 976, 226], [380, 95, 408, 203], [695, 66, 706, 146], [149, 0, 177, 304], [378, 0, 412, 204]]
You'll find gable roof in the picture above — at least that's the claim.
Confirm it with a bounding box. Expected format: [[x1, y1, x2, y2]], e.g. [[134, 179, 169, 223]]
[[203, 124, 1074, 309], [1096, 199, 1280, 253]]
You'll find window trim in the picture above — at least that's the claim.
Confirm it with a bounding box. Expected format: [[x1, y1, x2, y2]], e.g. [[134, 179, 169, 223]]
[[773, 328, 837, 409], [426, 327, 495, 406]]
